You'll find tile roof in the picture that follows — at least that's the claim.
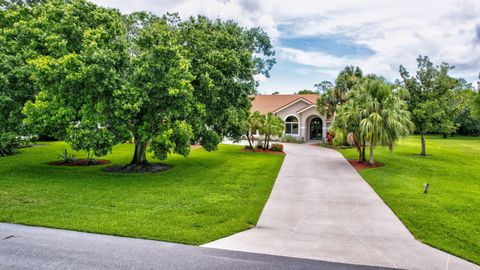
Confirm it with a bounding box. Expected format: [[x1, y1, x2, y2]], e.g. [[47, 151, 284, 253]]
[[251, 94, 320, 114]]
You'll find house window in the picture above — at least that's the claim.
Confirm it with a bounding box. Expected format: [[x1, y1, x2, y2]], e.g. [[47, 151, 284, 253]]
[[285, 116, 299, 135]]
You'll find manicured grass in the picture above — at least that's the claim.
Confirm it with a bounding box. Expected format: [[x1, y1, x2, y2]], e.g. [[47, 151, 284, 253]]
[[0, 142, 284, 244], [338, 136, 480, 265]]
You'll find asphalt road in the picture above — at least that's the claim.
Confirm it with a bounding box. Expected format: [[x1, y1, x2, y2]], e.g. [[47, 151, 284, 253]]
[[0, 223, 394, 270]]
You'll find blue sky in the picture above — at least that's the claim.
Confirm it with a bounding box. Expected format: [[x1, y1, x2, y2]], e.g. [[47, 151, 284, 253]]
[[92, 0, 480, 93]]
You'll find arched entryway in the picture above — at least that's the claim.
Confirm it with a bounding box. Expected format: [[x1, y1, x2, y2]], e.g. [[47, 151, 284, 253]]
[[309, 117, 323, 140]]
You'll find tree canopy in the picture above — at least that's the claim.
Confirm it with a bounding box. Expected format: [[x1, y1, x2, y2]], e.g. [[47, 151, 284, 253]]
[[399, 56, 461, 155], [334, 66, 363, 104], [18, 0, 275, 167], [296, 89, 318, 94], [332, 76, 413, 165]]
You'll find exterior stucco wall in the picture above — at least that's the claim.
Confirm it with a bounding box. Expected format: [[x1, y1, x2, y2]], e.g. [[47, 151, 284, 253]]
[[274, 100, 311, 140], [299, 107, 328, 142], [274, 103, 331, 142]]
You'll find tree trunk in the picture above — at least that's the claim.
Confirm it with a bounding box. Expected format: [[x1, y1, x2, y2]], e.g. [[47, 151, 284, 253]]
[[420, 132, 426, 156], [442, 133, 447, 138], [353, 134, 362, 162], [246, 132, 253, 149], [130, 141, 148, 165], [368, 143, 375, 166], [251, 134, 256, 152], [361, 139, 366, 163], [263, 135, 268, 150]]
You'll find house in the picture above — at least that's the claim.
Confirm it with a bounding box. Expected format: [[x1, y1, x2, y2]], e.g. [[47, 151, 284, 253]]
[[251, 94, 332, 142]]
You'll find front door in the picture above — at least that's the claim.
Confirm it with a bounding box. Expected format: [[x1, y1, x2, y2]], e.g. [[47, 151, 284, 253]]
[[310, 118, 323, 140]]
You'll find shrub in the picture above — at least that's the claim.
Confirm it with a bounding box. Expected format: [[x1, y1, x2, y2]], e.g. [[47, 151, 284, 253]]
[[270, 143, 284, 152], [326, 131, 334, 145], [0, 132, 19, 157], [282, 135, 303, 144], [58, 148, 76, 163], [256, 140, 264, 149]]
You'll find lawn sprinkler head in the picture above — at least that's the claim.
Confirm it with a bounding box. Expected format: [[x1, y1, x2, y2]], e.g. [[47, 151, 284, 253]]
[[423, 183, 429, 194]]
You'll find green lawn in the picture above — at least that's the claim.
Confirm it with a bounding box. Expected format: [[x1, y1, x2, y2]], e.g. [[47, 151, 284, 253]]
[[0, 142, 284, 244], [338, 136, 480, 265]]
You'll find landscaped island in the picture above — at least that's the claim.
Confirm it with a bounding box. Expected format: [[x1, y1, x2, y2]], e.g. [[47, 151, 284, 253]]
[[338, 135, 480, 265], [0, 142, 284, 244]]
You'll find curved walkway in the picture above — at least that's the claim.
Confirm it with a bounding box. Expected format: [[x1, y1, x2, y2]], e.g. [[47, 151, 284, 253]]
[[204, 143, 479, 270]]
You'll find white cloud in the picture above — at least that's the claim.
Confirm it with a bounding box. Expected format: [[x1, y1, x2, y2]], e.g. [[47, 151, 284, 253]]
[[91, 0, 480, 90]]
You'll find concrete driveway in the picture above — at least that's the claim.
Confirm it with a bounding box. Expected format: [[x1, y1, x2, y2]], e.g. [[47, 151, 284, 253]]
[[204, 143, 479, 270]]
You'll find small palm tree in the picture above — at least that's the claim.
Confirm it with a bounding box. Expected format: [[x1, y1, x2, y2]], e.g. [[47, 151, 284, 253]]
[[244, 111, 263, 150], [331, 100, 366, 162], [334, 66, 363, 104], [332, 76, 414, 165], [317, 88, 337, 119], [354, 77, 414, 165], [260, 113, 284, 150]]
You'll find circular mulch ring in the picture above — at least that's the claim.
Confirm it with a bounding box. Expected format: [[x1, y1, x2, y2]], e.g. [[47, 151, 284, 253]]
[[241, 148, 285, 155], [102, 163, 171, 173], [49, 159, 110, 166], [347, 159, 384, 172]]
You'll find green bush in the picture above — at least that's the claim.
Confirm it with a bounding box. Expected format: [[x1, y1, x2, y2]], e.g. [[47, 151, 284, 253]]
[[0, 132, 19, 157], [270, 143, 284, 152], [58, 148, 77, 163], [282, 135, 304, 144]]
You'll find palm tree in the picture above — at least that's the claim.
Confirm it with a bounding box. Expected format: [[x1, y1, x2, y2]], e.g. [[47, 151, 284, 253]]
[[332, 76, 414, 165], [334, 66, 363, 104], [317, 87, 337, 119], [353, 77, 414, 165], [260, 113, 284, 150], [330, 99, 366, 162], [244, 111, 263, 150]]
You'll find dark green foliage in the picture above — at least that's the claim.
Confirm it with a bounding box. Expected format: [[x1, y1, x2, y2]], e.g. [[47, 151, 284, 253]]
[[399, 56, 461, 155], [453, 90, 480, 136], [16, 3, 275, 165], [0, 2, 41, 149], [314, 80, 334, 94], [334, 66, 363, 103], [177, 16, 275, 145], [296, 89, 318, 94], [456, 108, 480, 136], [0, 132, 18, 156]]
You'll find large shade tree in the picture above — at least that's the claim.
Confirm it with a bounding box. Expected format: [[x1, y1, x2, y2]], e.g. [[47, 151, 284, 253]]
[[1, 0, 99, 155], [399, 56, 459, 156], [176, 16, 275, 150], [22, 1, 275, 168], [22, 0, 130, 159]]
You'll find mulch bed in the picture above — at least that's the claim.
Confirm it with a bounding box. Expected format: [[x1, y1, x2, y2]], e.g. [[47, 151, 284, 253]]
[[347, 159, 384, 172], [49, 159, 110, 166], [241, 148, 285, 155], [102, 163, 171, 173]]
